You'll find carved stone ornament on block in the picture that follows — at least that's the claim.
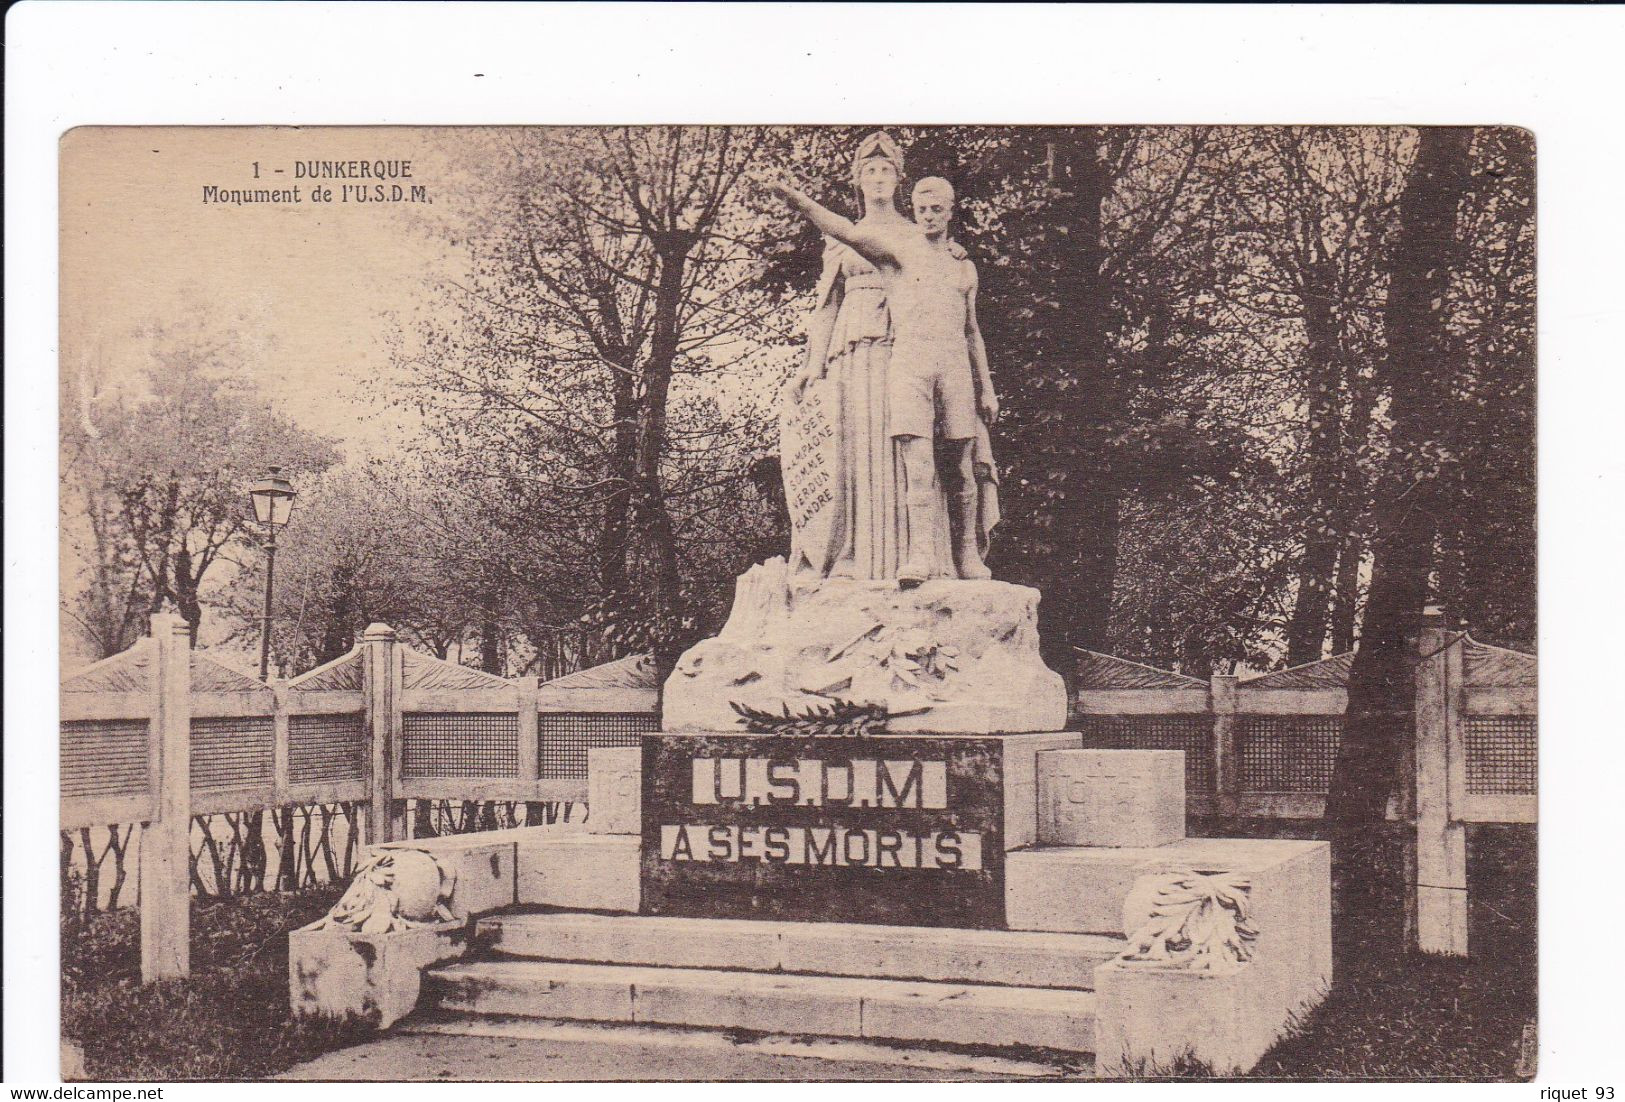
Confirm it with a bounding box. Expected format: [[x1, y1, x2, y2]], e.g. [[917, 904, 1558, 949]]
[[1120, 868, 1258, 972], [662, 556, 1067, 734], [313, 849, 457, 935]]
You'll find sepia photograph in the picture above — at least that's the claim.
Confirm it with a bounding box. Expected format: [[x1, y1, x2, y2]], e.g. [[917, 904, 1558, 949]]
[[9, 2, 1621, 1091], [51, 119, 1535, 1084]]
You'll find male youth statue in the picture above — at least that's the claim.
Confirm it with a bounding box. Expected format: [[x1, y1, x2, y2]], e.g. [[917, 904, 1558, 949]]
[[769, 173, 999, 586]]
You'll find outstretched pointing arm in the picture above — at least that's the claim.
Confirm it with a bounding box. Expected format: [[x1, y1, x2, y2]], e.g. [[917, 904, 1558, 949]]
[[768, 181, 897, 268]]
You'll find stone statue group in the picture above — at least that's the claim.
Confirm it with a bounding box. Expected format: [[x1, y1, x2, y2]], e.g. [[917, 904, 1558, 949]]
[[764, 132, 1000, 589]]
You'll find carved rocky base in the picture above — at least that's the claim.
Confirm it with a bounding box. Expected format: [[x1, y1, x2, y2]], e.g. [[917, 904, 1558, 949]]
[[663, 557, 1067, 734]]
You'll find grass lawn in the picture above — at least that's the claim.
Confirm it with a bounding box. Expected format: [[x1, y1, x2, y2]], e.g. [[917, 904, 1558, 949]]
[[62, 825, 1535, 1081], [62, 885, 376, 1081], [1235, 822, 1536, 1081]]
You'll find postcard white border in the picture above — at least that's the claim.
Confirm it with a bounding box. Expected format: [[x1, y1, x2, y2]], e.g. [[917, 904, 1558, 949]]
[[8, 1, 1623, 1090]]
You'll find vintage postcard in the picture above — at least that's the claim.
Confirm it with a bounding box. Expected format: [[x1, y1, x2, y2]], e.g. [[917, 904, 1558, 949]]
[[53, 121, 1536, 1084]]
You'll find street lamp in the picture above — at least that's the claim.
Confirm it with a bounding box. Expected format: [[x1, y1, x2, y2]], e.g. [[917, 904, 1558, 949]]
[[248, 466, 297, 680]]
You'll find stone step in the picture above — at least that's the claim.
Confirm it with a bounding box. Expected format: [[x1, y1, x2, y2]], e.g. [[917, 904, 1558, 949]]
[[424, 959, 1098, 1053], [477, 912, 1124, 991], [399, 1014, 1078, 1078]]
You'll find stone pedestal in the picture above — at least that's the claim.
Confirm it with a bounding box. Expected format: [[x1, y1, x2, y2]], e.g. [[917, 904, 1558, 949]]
[[587, 746, 642, 834], [289, 920, 467, 1029], [662, 558, 1067, 735], [1037, 749, 1185, 848], [1088, 840, 1333, 1077]]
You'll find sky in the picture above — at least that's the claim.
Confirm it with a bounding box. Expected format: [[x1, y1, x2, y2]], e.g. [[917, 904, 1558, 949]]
[[56, 125, 795, 668], [58, 127, 494, 665], [60, 126, 484, 456]]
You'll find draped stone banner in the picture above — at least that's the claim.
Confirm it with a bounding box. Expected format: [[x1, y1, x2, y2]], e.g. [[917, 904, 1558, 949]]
[[640, 733, 1006, 927], [780, 372, 842, 577]]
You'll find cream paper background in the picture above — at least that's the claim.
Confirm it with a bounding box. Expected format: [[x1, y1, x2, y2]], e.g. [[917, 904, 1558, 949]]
[[10, 2, 1625, 1089]]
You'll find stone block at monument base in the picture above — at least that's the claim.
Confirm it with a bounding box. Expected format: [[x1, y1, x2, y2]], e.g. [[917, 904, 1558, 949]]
[[291, 746, 1331, 1077], [586, 746, 641, 834], [515, 832, 641, 913], [1093, 960, 1264, 1076], [663, 558, 1068, 735], [1092, 841, 1332, 1077], [1005, 835, 1332, 1077], [289, 920, 468, 1029], [1006, 836, 1330, 942], [1037, 749, 1185, 848], [372, 833, 519, 918], [1004, 733, 1083, 849]]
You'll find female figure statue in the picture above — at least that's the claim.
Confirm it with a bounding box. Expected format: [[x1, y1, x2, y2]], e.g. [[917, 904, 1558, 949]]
[[782, 131, 958, 582]]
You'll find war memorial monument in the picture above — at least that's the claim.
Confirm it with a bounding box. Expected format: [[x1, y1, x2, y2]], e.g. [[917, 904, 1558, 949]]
[[289, 134, 1333, 1077]]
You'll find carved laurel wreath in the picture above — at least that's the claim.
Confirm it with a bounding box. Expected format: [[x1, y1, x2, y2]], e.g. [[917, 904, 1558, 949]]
[[729, 698, 900, 737], [1122, 869, 1258, 971], [314, 849, 457, 934], [827, 623, 960, 694]]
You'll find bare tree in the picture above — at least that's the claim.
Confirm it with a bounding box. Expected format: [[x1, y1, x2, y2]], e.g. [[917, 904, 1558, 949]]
[[401, 127, 790, 669]]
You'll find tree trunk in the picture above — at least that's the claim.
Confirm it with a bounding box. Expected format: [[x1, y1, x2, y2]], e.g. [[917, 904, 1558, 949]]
[[479, 618, 502, 674], [79, 829, 100, 915], [172, 544, 203, 646], [277, 807, 299, 890], [413, 799, 438, 839], [1328, 127, 1472, 941], [1285, 271, 1343, 665], [1330, 362, 1380, 655], [240, 810, 267, 893], [599, 352, 638, 610], [1032, 129, 1121, 668], [1329, 529, 1365, 655], [636, 239, 693, 674], [1067, 489, 1121, 653], [105, 825, 132, 908]]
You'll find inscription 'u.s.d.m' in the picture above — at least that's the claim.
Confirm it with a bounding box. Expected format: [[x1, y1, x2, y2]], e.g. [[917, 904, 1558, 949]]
[[691, 756, 948, 809]]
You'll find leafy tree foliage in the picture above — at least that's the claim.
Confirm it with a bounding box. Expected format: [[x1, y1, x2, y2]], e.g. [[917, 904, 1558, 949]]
[[61, 320, 338, 657], [395, 127, 793, 672], [93, 127, 1530, 722]]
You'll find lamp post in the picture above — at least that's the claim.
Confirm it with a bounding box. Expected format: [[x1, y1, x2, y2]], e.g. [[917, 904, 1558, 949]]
[[248, 466, 297, 681]]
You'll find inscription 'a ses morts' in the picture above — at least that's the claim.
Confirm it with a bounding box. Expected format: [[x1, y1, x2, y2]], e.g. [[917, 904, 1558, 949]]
[[664, 755, 980, 872], [640, 735, 1006, 927]]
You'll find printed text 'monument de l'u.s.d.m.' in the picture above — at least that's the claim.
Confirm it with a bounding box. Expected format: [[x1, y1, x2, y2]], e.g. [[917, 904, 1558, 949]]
[[202, 183, 431, 206], [202, 159, 427, 206]]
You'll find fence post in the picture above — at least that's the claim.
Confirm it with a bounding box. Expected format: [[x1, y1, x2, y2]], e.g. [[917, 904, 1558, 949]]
[[1414, 605, 1468, 955], [140, 613, 191, 981], [362, 623, 402, 844], [271, 678, 290, 808], [1210, 673, 1239, 817], [517, 674, 539, 801]]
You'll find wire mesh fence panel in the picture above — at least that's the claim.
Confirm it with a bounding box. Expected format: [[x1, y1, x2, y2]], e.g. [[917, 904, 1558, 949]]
[[288, 713, 366, 784], [191, 716, 274, 790], [1464, 716, 1537, 795], [1074, 715, 1215, 795], [537, 712, 659, 779], [1238, 716, 1342, 793], [402, 712, 519, 778], [61, 719, 150, 799]]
